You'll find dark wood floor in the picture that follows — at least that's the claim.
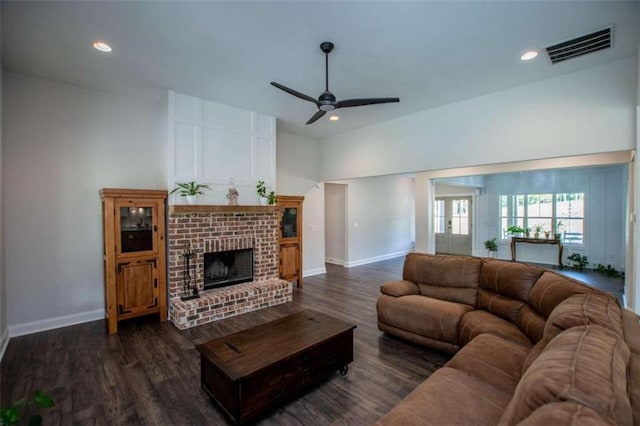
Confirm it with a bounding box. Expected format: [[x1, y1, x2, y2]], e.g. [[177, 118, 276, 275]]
[[0, 258, 450, 425], [1, 257, 624, 425]]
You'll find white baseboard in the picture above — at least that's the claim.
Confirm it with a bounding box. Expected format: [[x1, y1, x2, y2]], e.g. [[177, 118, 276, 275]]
[[303, 267, 327, 277], [325, 258, 345, 266], [345, 250, 413, 268], [8, 309, 104, 338], [0, 328, 9, 363]]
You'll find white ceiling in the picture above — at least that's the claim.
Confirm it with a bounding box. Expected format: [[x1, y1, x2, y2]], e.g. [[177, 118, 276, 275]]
[[2, 1, 638, 139]]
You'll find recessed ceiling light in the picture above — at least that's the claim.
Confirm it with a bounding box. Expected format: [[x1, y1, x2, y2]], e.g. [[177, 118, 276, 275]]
[[520, 50, 538, 61], [93, 41, 112, 53], [329, 115, 339, 121]]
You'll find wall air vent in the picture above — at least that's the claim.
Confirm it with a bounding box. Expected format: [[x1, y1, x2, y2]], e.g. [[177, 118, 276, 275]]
[[545, 26, 612, 64]]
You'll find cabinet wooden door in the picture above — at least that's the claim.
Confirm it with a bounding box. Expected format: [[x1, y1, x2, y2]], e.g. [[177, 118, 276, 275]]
[[276, 195, 304, 288], [116, 258, 158, 318], [101, 188, 167, 334], [280, 243, 299, 280]]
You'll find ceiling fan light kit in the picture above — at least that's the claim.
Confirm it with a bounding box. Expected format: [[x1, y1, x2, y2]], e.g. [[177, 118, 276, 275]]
[[271, 41, 400, 125]]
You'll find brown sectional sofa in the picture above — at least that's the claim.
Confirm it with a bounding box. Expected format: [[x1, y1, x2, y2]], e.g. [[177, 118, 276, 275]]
[[376, 253, 640, 425]]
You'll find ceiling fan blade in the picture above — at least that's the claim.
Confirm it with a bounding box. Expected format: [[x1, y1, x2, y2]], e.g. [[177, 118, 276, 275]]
[[335, 97, 400, 109], [270, 82, 319, 106], [306, 110, 326, 125]]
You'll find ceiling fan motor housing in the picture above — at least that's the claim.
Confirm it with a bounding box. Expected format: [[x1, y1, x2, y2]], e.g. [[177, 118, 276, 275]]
[[319, 91, 336, 111]]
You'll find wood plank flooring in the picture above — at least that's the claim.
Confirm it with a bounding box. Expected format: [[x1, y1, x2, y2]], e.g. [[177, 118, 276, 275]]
[[1, 258, 450, 425]]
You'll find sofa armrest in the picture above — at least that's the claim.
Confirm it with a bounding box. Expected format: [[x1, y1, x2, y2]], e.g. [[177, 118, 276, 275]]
[[380, 280, 419, 297]]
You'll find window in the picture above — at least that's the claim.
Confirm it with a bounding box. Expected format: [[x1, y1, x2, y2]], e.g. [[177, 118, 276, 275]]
[[434, 200, 445, 234], [451, 199, 469, 235], [500, 193, 584, 244]]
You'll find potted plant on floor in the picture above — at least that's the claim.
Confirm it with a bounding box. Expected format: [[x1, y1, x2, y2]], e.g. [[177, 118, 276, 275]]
[[567, 252, 589, 270], [484, 238, 498, 258], [0, 391, 54, 425], [170, 181, 211, 205]]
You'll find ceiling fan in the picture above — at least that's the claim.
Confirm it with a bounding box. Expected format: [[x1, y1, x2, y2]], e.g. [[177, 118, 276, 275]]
[[271, 41, 400, 125]]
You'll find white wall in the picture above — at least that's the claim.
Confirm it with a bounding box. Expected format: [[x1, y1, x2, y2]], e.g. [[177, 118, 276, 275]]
[[168, 91, 275, 205], [325, 183, 346, 265], [3, 72, 167, 335], [0, 3, 7, 359], [276, 131, 325, 276], [339, 175, 415, 267], [319, 57, 637, 181], [475, 166, 626, 269]]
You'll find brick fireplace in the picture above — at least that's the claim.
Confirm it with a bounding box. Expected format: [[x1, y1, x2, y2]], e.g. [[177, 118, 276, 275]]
[[167, 205, 292, 330]]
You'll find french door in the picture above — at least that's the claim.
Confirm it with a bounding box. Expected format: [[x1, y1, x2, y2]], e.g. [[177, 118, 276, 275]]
[[435, 197, 472, 255]]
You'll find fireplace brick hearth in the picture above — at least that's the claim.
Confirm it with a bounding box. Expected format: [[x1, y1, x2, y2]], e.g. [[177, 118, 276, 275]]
[[167, 206, 292, 329]]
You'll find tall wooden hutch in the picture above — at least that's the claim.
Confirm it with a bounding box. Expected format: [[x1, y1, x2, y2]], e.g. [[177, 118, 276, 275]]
[[276, 195, 304, 288], [100, 189, 167, 334]]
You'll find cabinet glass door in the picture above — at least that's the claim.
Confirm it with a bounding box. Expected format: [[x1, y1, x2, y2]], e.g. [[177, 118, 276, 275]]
[[117, 204, 155, 254], [282, 207, 298, 238]]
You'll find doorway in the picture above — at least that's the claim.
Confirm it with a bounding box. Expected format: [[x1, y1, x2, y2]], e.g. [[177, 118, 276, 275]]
[[325, 183, 347, 265], [435, 197, 472, 255]]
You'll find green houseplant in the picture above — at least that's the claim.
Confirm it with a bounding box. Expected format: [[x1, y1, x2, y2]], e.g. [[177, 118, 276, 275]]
[[506, 225, 524, 236], [567, 252, 589, 270], [484, 238, 498, 258], [532, 224, 543, 239], [0, 391, 54, 426], [256, 181, 276, 206], [267, 191, 276, 206], [170, 181, 211, 205]]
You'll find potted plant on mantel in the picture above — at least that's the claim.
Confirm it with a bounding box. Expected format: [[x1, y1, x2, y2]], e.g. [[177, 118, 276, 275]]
[[256, 181, 277, 206], [170, 181, 211, 205]]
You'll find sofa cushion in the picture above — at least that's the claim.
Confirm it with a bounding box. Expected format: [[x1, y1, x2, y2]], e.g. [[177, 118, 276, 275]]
[[403, 253, 482, 306], [499, 325, 632, 426], [376, 367, 512, 426], [478, 260, 543, 323], [446, 333, 529, 394], [544, 292, 623, 340], [380, 280, 419, 297], [518, 402, 615, 426], [377, 294, 473, 345], [529, 271, 592, 318], [459, 310, 532, 348], [622, 309, 640, 426], [622, 308, 640, 354], [521, 336, 549, 374], [517, 305, 546, 343]]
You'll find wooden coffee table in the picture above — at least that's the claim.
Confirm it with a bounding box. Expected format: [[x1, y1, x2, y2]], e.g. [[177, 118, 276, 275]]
[[196, 310, 356, 424]]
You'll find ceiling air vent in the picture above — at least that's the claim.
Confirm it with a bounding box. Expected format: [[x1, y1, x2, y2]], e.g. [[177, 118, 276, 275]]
[[545, 26, 612, 64]]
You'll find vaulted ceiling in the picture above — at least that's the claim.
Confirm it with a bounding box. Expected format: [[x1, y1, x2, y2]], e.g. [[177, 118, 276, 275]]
[[2, 1, 638, 138]]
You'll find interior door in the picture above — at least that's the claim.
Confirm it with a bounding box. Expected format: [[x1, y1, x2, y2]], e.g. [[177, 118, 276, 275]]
[[435, 197, 472, 255]]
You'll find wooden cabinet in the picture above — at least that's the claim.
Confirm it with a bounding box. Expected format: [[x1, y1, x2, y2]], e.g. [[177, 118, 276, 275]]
[[100, 188, 167, 334], [276, 195, 304, 288]]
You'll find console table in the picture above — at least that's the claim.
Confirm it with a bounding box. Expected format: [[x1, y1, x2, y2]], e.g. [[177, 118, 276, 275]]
[[510, 237, 563, 267]]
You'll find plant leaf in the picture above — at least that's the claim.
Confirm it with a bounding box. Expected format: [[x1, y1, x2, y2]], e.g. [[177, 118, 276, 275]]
[[32, 391, 54, 408], [28, 414, 43, 426], [1, 406, 20, 424]]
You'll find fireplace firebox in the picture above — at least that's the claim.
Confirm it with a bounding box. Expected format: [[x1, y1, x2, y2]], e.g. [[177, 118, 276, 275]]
[[204, 248, 253, 290]]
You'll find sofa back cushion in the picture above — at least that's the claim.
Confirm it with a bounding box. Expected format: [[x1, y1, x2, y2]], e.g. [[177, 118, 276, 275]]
[[403, 253, 482, 306], [499, 325, 632, 426], [529, 271, 592, 318], [544, 292, 623, 341], [477, 260, 543, 323]]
